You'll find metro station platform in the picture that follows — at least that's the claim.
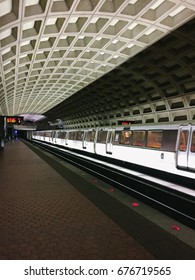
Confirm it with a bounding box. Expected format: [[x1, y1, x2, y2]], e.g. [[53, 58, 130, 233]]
[[0, 139, 194, 260]]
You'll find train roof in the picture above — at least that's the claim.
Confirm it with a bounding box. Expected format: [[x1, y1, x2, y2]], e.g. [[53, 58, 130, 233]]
[[35, 121, 195, 132]]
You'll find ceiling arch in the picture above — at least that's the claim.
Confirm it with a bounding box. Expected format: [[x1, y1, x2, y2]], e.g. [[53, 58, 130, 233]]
[[1, 0, 195, 123]]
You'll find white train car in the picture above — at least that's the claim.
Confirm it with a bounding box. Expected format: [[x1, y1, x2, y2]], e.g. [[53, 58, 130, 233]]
[[31, 122, 195, 180], [95, 124, 195, 180], [32, 130, 52, 142]]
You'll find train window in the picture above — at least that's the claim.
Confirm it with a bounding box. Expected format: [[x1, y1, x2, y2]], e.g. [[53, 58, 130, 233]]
[[91, 130, 96, 141], [97, 130, 107, 143], [58, 131, 65, 139], [132, 131, 146, 147], [119, 131, 131, 145], [73, 131, 78, 140], [161, 130, 177, 151], [80, 131, 84, 140], [86, 130, 96, 142], [62, 132, 67, 139], [179, 130, 189, 151], [113, 130, 121, 144], [76, 131, 84, 141], [190, 131, 195, 153], [72, 132, 76, 140], [69, 132, 74, 140], [72, 131, 77, 140], [86, 132, 90, 142], [147, 131, 163, 149]]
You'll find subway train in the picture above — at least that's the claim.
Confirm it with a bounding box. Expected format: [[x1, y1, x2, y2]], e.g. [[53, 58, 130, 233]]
[[30, 122, 195, 181]]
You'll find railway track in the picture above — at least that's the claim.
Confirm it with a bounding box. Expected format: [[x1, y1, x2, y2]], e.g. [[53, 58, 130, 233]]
[[29, 139, 195, 229]]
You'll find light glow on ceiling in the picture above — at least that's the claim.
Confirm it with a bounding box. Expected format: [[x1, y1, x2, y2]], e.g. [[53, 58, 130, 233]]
[[151, 0, 165, 10], [0, 0, 12, 17], [69, 16, 78, 23], [112, 39, 119, 44], [129, 0, 138, 4], [46, 18, 57, 25], [170, 6, 186, 17], [23, 21, 35, 30], [90, 17, 99, 24], [110, 19, 119, 26], [145, 27, 156, 35], [20, 40, 30, 46], [25, 0, 39, 7], [128, 22, 138, 30], [2, 47, 11, 55], [20, 114, 46, 122], [1, 29, 11, 40], [127, 43, 134, 48]]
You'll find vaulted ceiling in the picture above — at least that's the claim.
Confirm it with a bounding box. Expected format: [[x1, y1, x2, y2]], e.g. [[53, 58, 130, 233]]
[[45, 17, 195, 128], [0, 0, 195, 126]]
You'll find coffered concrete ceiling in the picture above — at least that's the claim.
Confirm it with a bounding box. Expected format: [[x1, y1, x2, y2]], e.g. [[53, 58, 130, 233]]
[[0, 0, 195, 123], [45, 17, 195, 128]]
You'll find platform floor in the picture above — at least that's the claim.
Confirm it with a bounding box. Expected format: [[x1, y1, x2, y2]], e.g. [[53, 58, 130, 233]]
[[0, 139, 194, 260]]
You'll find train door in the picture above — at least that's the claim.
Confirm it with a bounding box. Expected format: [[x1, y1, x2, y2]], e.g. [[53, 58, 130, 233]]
[[51, 131, 54, 143], [106, 129, 114, 154], [92, 128, 98, 154], [65, 131, 69, 145], [176, 125, 194, 170], [82, 131, 87, 149], [188, 127, 195, 171], [55, 131, 58, 143], [60, 131, 66, 145]]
